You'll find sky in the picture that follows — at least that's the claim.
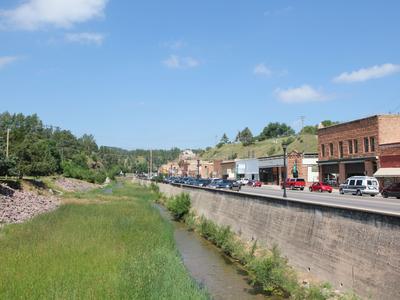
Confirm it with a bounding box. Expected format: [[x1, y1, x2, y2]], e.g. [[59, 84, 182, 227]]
[[1, 0, 400, 149]]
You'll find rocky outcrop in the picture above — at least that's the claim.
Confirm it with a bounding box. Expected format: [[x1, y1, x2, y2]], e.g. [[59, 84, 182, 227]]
[[0, 184, 59, 226], [55, 177, 98, 192]]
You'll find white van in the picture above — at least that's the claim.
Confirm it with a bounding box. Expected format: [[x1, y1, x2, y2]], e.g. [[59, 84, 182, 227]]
[[339, 176, 380, 196]]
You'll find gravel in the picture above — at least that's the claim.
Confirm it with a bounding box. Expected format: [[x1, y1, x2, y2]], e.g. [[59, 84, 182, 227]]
[[55, 177, 99, 192], [0, 184, 59, 226]]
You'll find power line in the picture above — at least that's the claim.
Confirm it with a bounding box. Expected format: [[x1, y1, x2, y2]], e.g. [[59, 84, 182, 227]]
[[300, 116, 305, 132]]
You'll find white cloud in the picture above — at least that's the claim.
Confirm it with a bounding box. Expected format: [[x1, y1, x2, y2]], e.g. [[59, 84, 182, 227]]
[[0, 56, 19, 69], [65, 32, 104, 45], [275, 85, 326, 103], [333, 63, 400, 83], [163, 55, 200, 69], [0, 0, 108, 30], [253, 63, 272, 76]]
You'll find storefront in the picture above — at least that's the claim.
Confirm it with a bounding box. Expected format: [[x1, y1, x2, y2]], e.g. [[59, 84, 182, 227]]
[[258, 155, 286, 185], [374, 142, 400, 188], [235, 159, 259, 180]]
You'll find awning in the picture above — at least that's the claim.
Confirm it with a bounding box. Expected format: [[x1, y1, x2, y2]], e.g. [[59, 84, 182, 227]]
[[374, 168, 400, 177]]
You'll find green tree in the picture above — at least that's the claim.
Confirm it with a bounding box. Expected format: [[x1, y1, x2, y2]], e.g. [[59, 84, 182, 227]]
[[0, 153, 17, 176], [79, 134, 98, 155], [239, 127, 254, 146], [258, 122, 295, 141], [320, 120, 340, 127], [300, 125, 317, 135], [16, 136, 60, 177], [216, 133, 230, 148]]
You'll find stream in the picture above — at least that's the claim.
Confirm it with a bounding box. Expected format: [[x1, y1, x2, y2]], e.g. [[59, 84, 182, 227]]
[[155, 204, 275, 300]]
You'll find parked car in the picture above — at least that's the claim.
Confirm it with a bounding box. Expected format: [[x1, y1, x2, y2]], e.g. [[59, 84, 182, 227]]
[[309, 182, 333, 193], [247, 180, 262, 187], [339, 176, 379, 196], [281, 178, 306, 190], [381, 183, 400, 199], [196, 179, 212, 187], [238, 178, 250, 186], [209, 179, 241, 191]]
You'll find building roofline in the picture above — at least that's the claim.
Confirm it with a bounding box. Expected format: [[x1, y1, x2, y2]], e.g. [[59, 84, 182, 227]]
[[317, 114, 400, 132], [379, 142, 400, 147]]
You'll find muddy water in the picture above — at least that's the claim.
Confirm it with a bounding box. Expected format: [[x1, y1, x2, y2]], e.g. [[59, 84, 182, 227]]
[[156, 205, 274, 300]]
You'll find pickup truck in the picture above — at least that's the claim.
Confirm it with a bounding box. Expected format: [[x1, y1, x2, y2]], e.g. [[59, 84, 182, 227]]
[[281, 178, 306, 190]]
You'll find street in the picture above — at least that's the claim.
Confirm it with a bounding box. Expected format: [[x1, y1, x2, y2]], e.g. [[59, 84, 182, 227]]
[[239, 185, 400, 216]]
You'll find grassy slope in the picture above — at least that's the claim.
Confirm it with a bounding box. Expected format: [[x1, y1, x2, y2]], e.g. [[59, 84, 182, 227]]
[[0, 182, 207, 299], [200, 134, 318, 161]]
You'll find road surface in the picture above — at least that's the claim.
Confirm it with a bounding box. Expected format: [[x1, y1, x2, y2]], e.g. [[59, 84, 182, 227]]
[[238, 185, 400, 216]]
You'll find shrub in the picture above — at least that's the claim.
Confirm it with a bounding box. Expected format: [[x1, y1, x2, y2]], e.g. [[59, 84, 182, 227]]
[[149, 182, 160, 194], [247, 245, 298, 297], [292, 283, 335, 300], [167, 193, 191, 221], [184, 212, 197, 231], [198, 216, 219, 241]]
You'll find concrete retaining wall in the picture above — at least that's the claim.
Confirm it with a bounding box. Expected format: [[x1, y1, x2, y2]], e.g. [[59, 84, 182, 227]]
[[156, 182, 400, 300]]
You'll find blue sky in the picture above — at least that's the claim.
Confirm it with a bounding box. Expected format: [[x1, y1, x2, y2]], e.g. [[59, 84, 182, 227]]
[[1, 0, 400, 149]]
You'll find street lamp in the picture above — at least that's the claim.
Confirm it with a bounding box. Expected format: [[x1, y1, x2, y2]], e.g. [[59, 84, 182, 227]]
[[282, 143, 288, 198]]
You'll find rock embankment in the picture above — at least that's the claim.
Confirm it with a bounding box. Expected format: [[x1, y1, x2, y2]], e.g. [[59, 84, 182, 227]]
[[55, 177, 99, 192], [0, 184, 59, 226]]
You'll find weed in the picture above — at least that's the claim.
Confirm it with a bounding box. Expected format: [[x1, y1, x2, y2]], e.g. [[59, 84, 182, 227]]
[[166, 193, 191, 221]]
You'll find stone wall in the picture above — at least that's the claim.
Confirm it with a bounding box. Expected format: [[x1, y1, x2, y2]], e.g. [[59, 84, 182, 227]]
[[158, 183, 400, 300]]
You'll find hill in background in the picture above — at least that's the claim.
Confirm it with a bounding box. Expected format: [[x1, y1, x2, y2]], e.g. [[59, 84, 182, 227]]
[[200, 134, 318, 161]]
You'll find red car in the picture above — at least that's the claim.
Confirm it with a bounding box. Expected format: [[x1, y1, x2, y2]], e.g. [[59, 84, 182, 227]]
[[381, 183, 400, 199], [247, 180, 262, 187], [309, 182, 333, 193], [282, 178, 306, 190]]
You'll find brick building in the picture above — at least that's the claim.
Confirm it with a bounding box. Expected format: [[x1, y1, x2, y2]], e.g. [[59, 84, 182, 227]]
[[220, 160, 236, 179], [317, 115, 400, 185], [374, 142, 400, 187]]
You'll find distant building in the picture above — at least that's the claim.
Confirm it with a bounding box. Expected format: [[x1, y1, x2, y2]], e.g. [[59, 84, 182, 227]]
[[317, 115, 400, 185], [220, 160, 236, 179], [258, 151, 318, 185], [179, 149, 197, 161], [235, 158, 259, 180]]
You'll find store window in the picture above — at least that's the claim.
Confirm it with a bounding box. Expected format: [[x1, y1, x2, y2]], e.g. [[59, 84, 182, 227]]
[[339, 141, 344, 158], [364, 137, 369, 152], [370, 137, 375, 152], [348, 140, 353, 154]]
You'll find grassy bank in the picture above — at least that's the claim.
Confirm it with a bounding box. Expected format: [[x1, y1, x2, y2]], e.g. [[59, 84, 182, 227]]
[[0, 181, 208, 299]]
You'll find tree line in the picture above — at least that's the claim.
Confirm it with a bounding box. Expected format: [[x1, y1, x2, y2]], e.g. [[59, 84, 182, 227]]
[[0, 112, 180, 182], [216, 120, 339, 147]]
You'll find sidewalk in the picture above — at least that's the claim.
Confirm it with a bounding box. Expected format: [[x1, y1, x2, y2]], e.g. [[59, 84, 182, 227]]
[[259, 184, 341, 194]]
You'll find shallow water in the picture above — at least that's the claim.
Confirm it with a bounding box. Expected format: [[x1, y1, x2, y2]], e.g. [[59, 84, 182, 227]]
[[156, 205, 274, 300]]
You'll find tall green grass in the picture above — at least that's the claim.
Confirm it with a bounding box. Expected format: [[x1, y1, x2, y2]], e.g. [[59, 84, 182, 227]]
[[0, 182, 208, 299]]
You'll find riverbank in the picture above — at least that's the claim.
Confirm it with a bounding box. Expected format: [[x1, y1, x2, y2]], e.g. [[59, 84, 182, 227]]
[[153, 185, 360, 300], [0, 181, 208, 299]]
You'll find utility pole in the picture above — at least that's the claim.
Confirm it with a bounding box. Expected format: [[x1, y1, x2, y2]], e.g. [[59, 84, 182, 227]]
[[150, 149, 153, 179], [6, 128, 10, 158], [300, 116, 305, 132]]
